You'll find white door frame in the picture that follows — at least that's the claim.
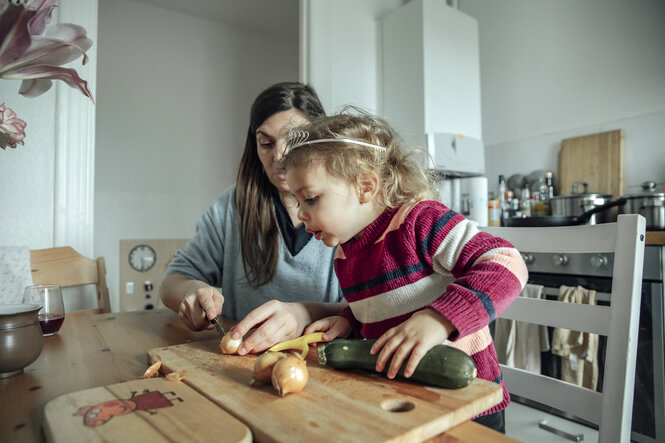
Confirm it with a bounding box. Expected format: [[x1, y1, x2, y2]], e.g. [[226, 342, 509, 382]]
[[53, 0, 98, 258]]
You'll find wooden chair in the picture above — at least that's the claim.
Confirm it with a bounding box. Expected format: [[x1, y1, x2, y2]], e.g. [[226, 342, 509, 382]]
[[30, 246, 110, 314], [483, 214, 646, 442]]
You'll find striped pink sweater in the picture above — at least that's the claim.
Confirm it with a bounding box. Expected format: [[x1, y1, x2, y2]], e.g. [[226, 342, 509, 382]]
[[334, 200, 528, 415]]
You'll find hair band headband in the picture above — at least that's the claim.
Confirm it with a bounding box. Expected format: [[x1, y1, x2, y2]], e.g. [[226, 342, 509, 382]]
[[297, 138, 387, 152]]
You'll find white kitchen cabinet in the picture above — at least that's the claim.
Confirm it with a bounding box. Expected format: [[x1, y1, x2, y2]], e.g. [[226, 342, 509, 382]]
[[381, 0, 482, 147], [300, 0, 403, 114]]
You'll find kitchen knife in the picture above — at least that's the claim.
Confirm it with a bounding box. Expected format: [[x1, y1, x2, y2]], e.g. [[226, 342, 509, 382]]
[[210, 315, 226, 337]]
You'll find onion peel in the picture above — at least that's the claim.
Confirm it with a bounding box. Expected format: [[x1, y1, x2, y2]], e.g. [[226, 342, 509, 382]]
[[268, 332, 324, 359], [139, 360, 162, 379]]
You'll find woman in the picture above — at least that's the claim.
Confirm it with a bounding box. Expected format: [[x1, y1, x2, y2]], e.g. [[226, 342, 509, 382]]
[[160, 82, 344, 355]]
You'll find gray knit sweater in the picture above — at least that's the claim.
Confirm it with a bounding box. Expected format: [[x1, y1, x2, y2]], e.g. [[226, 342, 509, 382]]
[[165, 186, 343, 321]]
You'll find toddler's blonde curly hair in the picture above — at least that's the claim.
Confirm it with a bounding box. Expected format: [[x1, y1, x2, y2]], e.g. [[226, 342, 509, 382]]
[[280, 108, 437, 209]]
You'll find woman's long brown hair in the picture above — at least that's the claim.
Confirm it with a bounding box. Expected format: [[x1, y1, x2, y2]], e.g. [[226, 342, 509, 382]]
[[234, 82, 325, 288]]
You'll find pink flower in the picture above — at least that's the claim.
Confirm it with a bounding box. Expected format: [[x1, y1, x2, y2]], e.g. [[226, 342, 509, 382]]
[[0, 103, 27, 150], [0, 0, 94, 102]]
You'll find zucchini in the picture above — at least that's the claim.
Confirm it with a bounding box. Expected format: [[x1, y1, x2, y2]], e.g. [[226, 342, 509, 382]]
[[317, 339, 476, 389]]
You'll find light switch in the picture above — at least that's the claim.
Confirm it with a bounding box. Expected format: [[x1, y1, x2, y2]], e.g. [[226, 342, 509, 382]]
[[126, 281, 134, 294]]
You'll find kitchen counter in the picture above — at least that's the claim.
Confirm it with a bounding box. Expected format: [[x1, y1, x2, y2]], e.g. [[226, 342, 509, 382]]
[[0, 309, 516, 443]]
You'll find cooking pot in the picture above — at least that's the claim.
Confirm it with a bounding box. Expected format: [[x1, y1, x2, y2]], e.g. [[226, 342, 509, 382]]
[[503, 197, 627, 227], [0, 304, 44, 378], [619, 181, 665, 230], [550, 182, 614, 225]]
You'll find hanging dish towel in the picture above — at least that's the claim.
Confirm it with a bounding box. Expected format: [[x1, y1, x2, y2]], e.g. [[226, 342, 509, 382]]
[[494, 284, 550, 373], [551, 285, 599, 390], [0, 246, 34, 304]]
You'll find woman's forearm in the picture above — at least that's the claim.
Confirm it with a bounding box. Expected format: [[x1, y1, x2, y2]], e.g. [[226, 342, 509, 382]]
[[298, 301, 348, 325], [160, 273, 210, 313]]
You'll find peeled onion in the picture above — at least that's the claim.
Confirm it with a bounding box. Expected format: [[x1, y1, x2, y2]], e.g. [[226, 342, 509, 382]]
[[271, 354, 309, 396], [220, 334, 243, 354], [253, 351, 287, 383]]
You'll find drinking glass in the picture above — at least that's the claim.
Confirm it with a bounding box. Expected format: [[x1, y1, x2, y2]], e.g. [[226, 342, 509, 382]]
[[23, 285, 65, 336]]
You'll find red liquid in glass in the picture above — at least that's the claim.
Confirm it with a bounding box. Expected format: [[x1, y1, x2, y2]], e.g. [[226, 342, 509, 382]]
[[39, 315, 65, 335]]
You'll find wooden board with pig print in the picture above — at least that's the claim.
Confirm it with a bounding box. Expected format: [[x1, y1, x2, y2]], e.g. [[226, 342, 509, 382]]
[[42, 377, 252, 442]]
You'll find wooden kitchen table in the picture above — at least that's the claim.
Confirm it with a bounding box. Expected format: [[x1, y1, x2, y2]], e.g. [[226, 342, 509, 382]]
[[0, 309, 517, 443]]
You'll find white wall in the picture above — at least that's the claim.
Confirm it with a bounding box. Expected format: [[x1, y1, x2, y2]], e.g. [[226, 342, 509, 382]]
[[459, 0, 665, 194], [96, 0, 298, 311], [0, 88, 57, 248]]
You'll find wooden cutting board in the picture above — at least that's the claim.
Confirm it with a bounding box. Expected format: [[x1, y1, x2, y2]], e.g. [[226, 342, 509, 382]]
[[43, 378, 252, 443], [147, 339, 503, 442], [558, 129, 624, 197]]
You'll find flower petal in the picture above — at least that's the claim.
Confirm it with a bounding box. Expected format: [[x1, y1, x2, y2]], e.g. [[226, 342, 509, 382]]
[[0, 24, 92, 75], [0, 3, 35, 66], [17, 31, 92, 69], [13, 64, 93, 102], [27, 0, 56, 36], [45, 24, 93, 65], [45, 23, 93, 51], [0, 103, 27, 150], [18, 77, 53, 97], [0, 2, 94, 103]]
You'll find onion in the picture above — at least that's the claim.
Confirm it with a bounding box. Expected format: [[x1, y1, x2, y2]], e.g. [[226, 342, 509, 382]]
[[253, 351, 286, 383], [271, 354, 309, 396], [219, 334, 243, 354]]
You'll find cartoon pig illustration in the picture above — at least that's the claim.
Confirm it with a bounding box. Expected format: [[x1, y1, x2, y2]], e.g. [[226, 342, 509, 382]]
[[74, 390, 182, 427]]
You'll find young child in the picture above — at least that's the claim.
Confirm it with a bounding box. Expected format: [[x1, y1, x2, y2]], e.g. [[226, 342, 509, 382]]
[[280, 111, 528, 433]]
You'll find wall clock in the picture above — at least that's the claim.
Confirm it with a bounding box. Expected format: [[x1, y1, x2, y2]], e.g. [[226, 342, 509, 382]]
[[128, 244, 156, 272]]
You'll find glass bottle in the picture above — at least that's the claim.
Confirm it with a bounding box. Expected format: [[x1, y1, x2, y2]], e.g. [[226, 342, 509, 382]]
[[534, 193, 546, 216], [544, 172, 554, 199], [542, 171, 554, 215], [497, 175, 507, 213], [502, 190, 515, 220], [520, 184, 531, 217], [511, 194, 520, 212], [532, 176, 546, 197], [488, 198, 501, 227]]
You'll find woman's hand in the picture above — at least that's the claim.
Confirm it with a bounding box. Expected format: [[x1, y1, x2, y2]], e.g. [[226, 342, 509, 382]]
[[231, 300, 309, 355], [177, 285, 224, 331], [304, 315, 351, 341], [370, 309, 456, 379], [160, 274, 224, 331]]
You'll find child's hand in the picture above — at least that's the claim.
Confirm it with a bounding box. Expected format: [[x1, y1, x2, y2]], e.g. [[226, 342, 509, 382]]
[[370, 309, 456, 379], [304, 315, 351, 341]]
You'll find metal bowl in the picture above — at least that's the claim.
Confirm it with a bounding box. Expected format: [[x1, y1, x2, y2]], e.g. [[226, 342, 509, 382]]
[[0, 304, 44, 378]]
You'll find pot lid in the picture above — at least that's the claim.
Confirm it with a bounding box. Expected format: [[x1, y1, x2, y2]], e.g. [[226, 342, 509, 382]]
[[552, 181, 612, 200], [552, 193, 612, 201], [622, 181, 665, 199]]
